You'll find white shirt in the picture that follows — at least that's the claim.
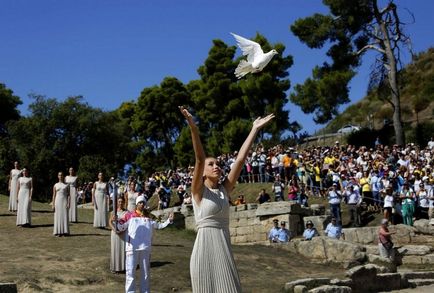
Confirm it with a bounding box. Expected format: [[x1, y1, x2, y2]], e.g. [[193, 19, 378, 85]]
[[383, 195, 394, 208], [118, 217, 171, 251]]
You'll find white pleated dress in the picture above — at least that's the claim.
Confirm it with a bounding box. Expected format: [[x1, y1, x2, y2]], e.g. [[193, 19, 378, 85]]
[[53, 182, 70, 235], [66, 175, 78, 222], [9, 169, 21, 212], [190, 185, 242, 293], [110, 209, 127, 272], [93, 182, 108, 228], [16, 177, 32, 226]]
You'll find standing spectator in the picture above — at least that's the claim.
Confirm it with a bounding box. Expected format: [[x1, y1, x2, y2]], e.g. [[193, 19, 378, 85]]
[[382, 187, 395, 224], [109, 196, 127, 273], [360, 171, 373, 211], [345, 185, 362, 227], [370, 170, 382, 212], [180, 106, 273, 293], [258, 151, 267, 183], [271, 174, 285, 201], [287, 180, 298, 201], [297, 183, 309, 207], [428, 137, 434, 150], [416, 183, 429, 219], [378, 219, 395, 260], [8, 161, 22, 212], [302, 220, 319, 240], [256, 189, 271, 204], [268, 219, 280, 243], [16, 168, 33, 227], [65, 167, 78, 223], [92, 172, 109, 228], [428, 183, 434, 221], [176, 184, 186, 206], [325, 217, 344, 240], [277, 221, 292, 243], [52, 171, 70, 237], [400, 182, 415, 226], [327, 183, 342, 224], [117, 195, 173, 293]]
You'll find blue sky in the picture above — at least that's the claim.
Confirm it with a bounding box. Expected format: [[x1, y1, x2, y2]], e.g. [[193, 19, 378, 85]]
[[1, 0, 433, 134]]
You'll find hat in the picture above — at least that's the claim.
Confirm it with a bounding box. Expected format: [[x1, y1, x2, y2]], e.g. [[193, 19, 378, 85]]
[[273, 219, 279, 223], [381, 219, 388, 225], [136, 195, 146, 205], [306, 220, 313, 226], [280, 221, 286, 225], [332, 183, 337, 186]]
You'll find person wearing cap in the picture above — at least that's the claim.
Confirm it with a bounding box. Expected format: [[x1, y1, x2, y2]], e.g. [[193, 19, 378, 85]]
[[302, 220, 319, 241], [117, 195, 174, 293], [277, 221, 292, 243], [378, 219, 395, 260], [268, 219, 280, 243], [327, 182, 343, 224], [325, 217, 344, 240], [399, 182, 415, 226], [345, 184, 362, 227]]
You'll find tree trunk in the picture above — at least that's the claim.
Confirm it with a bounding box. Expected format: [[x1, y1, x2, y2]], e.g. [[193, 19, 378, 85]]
[[378, 11, 405, 146]]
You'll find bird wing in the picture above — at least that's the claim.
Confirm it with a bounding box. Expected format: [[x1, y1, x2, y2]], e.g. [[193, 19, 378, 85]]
[[231, 33, 263, 63]]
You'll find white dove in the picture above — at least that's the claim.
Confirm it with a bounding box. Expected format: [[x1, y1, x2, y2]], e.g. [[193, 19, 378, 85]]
[[231, 32, 278, 79]]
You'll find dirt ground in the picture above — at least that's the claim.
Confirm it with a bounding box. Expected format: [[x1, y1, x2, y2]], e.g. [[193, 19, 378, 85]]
[[0, 194, 348, 293]]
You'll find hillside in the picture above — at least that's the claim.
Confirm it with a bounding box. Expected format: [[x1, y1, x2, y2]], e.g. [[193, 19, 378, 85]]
[[323, 48, 434, 134]]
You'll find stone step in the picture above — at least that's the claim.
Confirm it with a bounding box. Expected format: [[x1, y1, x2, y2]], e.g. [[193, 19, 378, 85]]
[[401, 271, 434, 280], [408, 278, 434, 287]]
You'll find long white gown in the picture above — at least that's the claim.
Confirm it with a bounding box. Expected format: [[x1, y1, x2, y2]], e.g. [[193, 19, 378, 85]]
[[8, 169, 21, 212], [53, 182, 70, 235], [93, 182, 108, 227], [190, 185, 242, 293], [16, 177, 32, 226], [110, 209, 127, 272], [66, 175, 78, 222]]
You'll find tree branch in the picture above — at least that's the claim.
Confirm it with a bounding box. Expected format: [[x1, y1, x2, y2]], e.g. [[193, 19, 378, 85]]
[[355, 44, 386, 55]]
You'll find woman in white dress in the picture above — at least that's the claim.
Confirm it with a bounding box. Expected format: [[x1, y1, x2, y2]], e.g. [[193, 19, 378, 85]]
[[8, 161, 22, 212], [16, 168, 33, 227], [92, 172, 108, 228], [65, 167, 78, 223], [180, 106, 274, 293], [109, 196, 127, 273], [52, 171, 70, 236], [125, 181, 139, 212]]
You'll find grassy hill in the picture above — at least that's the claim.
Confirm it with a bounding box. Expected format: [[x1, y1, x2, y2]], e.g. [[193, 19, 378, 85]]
[[322, 48, 434, 134]]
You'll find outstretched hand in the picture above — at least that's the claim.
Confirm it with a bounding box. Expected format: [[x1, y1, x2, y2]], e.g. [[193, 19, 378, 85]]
[[252, 114, 275, 130], [179, 106, 196, 127]]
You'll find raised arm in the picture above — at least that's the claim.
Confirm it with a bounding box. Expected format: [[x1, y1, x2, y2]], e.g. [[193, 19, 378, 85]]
[[179, 106, 206, 203], [224, 114, 275, 194]]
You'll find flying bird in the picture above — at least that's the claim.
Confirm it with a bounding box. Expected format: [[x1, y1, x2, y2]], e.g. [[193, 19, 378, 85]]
[[231, 32, 278, 79]]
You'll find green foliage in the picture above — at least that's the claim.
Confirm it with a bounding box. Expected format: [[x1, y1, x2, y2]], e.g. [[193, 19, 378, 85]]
[[6, 95, 132, 201], [407, 121, 434, 148], [346, 125, 394, 148], [0, 83, 22, 134], [131, 77, 190, 172], [290, 0, 410, 145]]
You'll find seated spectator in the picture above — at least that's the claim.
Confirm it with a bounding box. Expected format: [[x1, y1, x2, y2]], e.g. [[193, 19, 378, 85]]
[[324, 217, 345, 240], [302, 220, 319, 241], [287, 181, 298, 201], [256, 189, 271, 204], [183, 193, 192, 205], [277, 221, 291, 243], [268, 219, 280, 243], [233, 194, 246, 206], [297, 183, 309, 207]]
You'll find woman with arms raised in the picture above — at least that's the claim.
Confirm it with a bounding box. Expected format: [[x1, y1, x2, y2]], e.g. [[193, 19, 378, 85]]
[[180, 106, 274, 293]]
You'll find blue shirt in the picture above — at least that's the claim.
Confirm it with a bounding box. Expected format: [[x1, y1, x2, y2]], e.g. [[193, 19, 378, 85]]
[[303, 228, 318, 240], [325, 223, 342, 239], [268, 227, 280, 242], [277, 228, 291, 242]]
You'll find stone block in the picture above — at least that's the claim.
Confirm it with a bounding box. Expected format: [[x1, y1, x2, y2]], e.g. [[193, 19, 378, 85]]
[[413, 219, 434, 235], [309, 285, 352, 293], [397, 245, 432, 256], [247, 203, 258, 210], [375, 273, 402, 291], [184, 216, 197, 231], [422, 254, 434, 264], [256, 201, 303, 217], [401, 256, 423, 264], [0, 283, 17, 293], [293, 285, 308, 293], [284, 278, 330, 292], [236, 204, 247, 211], [342, 227, 377, 245]]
